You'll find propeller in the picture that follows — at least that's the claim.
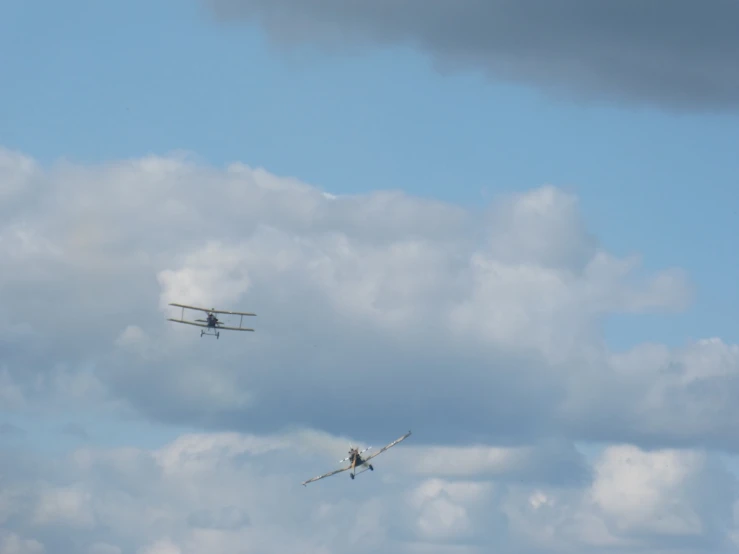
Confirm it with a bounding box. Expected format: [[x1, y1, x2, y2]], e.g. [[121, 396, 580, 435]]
[[339, 445, 371, 463]]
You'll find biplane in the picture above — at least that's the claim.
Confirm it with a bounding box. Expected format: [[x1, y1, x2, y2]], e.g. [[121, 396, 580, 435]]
[[301, 430, 411, 486], [167, 303, 256, 338]]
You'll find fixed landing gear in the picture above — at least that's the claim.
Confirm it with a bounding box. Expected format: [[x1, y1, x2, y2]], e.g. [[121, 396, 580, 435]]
[[350, 464, 374, 479]]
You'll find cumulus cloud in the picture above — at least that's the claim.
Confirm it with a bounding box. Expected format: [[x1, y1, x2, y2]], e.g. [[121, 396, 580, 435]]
[[2, 432, 738, 553], [3, 145, 736, 454], [202, 0, 739, 111], [0, 144, 737, 550], [0, 531, 45, 554]]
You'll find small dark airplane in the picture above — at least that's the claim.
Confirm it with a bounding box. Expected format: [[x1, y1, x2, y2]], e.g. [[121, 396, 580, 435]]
[[301, 430, 411, 486], [167, 303, 256, 339]]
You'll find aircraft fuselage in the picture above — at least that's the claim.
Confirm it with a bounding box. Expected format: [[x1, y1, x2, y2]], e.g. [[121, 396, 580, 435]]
[[206, 314, 220, 327]]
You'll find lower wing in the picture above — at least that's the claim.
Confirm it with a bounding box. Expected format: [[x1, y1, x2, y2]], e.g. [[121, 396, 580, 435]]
[[364, 430, 412, 462], [167, 319, 210, 328], [215, 325, 255, 332], [301, 466, 350, 486]]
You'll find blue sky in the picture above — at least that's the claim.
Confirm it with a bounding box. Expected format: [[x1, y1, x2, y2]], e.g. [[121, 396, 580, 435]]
[[4, 0, 738, 357], [4, 2, 739, 550], [1, 0, 738, 456]]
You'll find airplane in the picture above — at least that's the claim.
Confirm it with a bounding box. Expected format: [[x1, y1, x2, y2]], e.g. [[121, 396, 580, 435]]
[[167, 303, 256, 339], [301, 430, 411, 486]]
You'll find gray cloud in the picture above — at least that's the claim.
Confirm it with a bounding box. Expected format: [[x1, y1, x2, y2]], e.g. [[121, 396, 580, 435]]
[[58, 422, 91, 441], [187, 506, 250, 530], [0, 422, 25, 436], [204, 0, 739, 111]]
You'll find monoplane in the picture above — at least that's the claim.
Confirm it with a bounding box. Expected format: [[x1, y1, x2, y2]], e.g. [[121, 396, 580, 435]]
[[167, 303, 256, 339], [301, 430, 411, 486]]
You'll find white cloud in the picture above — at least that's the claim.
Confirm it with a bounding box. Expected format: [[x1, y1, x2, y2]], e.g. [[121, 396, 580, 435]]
[[0, 532, 44, 554], [590, 445, 704, 535], [0, 145, 736, 551], [87, 544, 121, 554], [33, 485, 96, 529], [2, 431, 738, 553], [0, 147, 38, 200], [137, 539, 181, 554]]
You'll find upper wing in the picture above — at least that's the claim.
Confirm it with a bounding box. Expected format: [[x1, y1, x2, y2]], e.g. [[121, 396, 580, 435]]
[[169, 303, 212, 313], [301, 466, 350, 486], [168, 303, 257, 317], [210, 309, 257, 316], [364, 430, 412, 462]]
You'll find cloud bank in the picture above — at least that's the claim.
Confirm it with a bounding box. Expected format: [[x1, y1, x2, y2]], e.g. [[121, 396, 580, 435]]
[[203, 0, 739, 111], [2, 145, 739, 552], [2, 431, 739, 553]]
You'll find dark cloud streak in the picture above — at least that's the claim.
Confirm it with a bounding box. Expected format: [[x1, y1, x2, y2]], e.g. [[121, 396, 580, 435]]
[[204, 0, 739, 111]]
